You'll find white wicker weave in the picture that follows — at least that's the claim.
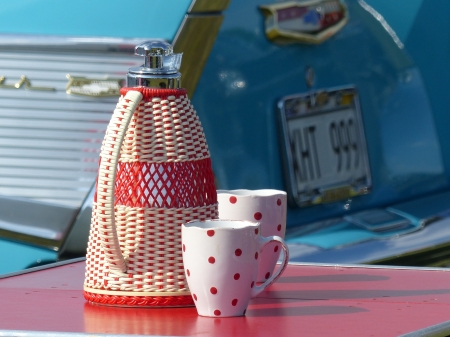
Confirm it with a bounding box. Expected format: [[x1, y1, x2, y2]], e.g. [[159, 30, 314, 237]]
[[84, 90, 218, 301]]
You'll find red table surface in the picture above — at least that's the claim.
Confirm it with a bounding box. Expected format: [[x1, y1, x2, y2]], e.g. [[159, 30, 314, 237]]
[[1, 261, 450, 336]]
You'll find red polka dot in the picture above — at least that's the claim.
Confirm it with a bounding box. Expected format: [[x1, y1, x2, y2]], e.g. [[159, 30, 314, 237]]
[[251, 281, 254, 288], [214, 310, 221, 316], [230, 196, 237, 204], [277, 198, 282, 206], [232, 299, 238, 306], [186, 269, 190, 276], [235, 249, 242, 256], [208, 256, 216, 264], [255, 252, 258, 260], [207, 230, 215, 237], [210, 287, 218, 294], [193, 294, 197, 301], [274, 245, 279, 253], [265, 272, 270, 279], [254, 228, 259, 235], [254, 212, 262, 220], [234, 273, 240, 280], [183, 244, 186, 252], [277, 224, 282, 231]]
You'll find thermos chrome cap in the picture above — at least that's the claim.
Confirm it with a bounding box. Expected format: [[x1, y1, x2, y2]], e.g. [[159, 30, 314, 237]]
[[127, 40, 182, 89]]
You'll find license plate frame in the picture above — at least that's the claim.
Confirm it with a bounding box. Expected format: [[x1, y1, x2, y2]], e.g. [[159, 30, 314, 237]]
[[278, 86, 371, 207]]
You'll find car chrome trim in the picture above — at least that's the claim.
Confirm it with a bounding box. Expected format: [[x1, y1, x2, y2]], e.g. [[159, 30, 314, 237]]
[[0, 256, 85, 279], [398, 320, 450, 337], [0, 34, 145, 53], [288, 217, 450, 267], [358, 0, 404, 49], [0, 75, 55, 91], [65, 75, 123, 97], [0, 37, 145, 208], [287, 261, 450, 272]]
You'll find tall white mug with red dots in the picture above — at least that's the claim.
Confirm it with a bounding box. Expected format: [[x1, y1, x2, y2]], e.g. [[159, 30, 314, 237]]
[[217, 189, 287, 282], [181, 219, 289, 317]]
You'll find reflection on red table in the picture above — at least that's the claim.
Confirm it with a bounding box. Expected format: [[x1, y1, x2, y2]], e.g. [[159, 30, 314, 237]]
[[1, 260, 450, 336]]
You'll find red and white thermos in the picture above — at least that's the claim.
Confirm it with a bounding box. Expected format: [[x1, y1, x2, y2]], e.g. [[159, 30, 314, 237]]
[[84, 41, 218, 307]]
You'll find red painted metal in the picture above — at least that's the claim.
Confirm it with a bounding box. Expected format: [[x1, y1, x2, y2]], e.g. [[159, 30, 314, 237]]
[[1, 261, 450, 336]]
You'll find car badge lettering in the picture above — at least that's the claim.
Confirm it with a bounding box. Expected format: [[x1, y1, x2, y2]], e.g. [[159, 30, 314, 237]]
[[260, 0, 349, 44], [0, 75, 55, 91], [65, 75, 124, 97]]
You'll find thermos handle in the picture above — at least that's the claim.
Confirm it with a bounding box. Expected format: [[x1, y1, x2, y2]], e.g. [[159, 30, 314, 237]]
[[96, 90, 143, 275]]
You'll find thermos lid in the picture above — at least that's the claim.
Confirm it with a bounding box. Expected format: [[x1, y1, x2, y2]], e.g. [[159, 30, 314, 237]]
[[127, 40, 182, 88]]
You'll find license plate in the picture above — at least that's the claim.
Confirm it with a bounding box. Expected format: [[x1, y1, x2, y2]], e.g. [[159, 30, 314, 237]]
[[278, 86, 371, 207]]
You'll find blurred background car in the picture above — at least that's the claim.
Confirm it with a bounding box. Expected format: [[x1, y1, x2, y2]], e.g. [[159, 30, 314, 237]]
[[1, 0, 450, 274]]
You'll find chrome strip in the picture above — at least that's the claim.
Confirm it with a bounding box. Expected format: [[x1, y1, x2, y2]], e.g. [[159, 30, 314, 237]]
[[358, 0, 404, 49], [286, 261, 450, 272], [0, 34, 146, 53], [398, 320, 450, 337], [0, 256, 85, 279], [287, 217, 450, 266]]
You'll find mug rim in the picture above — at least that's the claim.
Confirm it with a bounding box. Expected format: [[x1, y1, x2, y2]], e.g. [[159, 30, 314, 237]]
[[183, 219, 259, 230], [217, 189, 287, 197]]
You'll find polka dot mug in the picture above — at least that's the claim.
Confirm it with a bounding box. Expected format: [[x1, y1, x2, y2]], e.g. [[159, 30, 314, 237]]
[[217, 189, 287, 282], [182, 219, 289, 317]]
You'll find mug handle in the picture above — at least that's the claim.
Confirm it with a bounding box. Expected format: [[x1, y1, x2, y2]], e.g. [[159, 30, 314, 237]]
[[251, 235, 289, 298]]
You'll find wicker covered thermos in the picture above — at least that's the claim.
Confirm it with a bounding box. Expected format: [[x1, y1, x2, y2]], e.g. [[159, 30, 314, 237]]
[[84, 41, 218, 307]]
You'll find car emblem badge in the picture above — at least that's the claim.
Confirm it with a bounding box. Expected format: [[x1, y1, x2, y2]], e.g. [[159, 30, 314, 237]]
[[260, 0, 349, 44], [65, 75, 124, 97], [0, 75, 55, 91]]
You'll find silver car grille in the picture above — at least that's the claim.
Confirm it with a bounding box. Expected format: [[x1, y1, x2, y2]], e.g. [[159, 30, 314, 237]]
[[0, 36, 145, 209]]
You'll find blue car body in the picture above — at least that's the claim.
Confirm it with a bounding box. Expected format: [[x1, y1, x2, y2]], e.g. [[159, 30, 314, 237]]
[[1, 0, 450, 274], [196, 0, 450, 265]]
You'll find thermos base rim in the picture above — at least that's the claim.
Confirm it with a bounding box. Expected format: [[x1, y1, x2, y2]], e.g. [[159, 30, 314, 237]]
[[84, 287, 195, 307]]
